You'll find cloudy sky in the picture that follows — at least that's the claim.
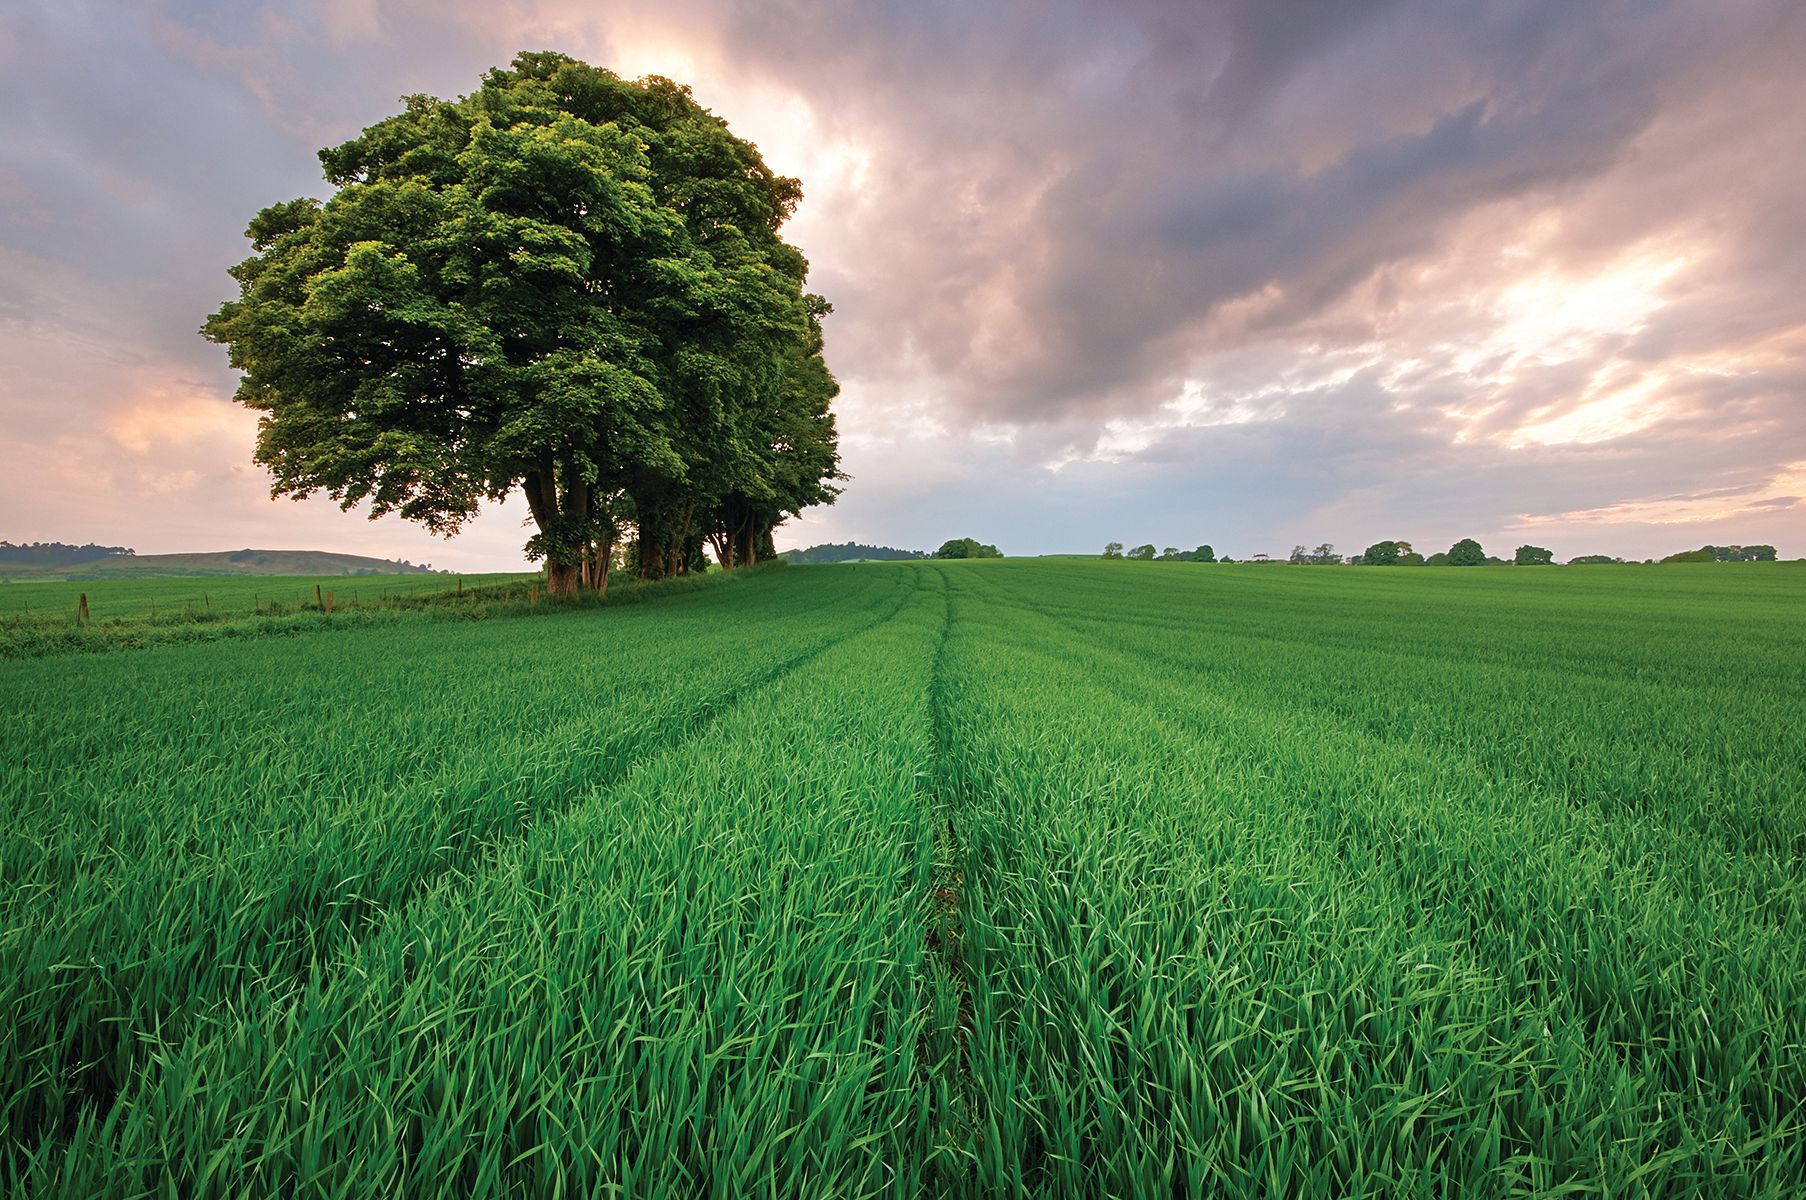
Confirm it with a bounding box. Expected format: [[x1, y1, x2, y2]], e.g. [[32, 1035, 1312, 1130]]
[[4, 0, 1803, 567]]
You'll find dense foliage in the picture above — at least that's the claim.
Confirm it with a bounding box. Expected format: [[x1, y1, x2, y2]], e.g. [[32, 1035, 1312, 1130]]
[[933, 537, 1001, 559], [5, 560, 1802, 1195], [1289, 542, 1343, 564], [204, 53, 841, 595], [1105, 543, 1216, 561], [1446, 536, 1486, 565], [1669, 543, 1778, 562], [782, 541, 927, 563], [0, 542, 133, 565], [1360, 539, 1404, 565]]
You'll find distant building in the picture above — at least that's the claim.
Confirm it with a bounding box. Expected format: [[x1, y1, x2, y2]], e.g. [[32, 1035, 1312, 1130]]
[[1251, 553, 1270, 562]]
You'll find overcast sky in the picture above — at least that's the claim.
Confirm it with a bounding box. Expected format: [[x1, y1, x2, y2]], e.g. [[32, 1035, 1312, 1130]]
[[4, 0, 1803, 567]]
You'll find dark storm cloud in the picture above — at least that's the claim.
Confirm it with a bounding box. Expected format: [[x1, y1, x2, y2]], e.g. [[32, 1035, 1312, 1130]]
[[707, 0, 1789, 425]]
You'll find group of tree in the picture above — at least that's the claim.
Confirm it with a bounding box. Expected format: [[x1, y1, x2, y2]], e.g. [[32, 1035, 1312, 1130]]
[[1334, 538, 1548, 566], [1100, 533, 1783, 568], [0, 542, 135, 566], [1102, 543, 1216, 562], [1289, 543, 1346, 565], [781, 542, 927, 564], [204, 53, 843, 596], [1662, 544, 1778, 563], [1354, 540, 1418, 566], [935, 538, 1002, 559]]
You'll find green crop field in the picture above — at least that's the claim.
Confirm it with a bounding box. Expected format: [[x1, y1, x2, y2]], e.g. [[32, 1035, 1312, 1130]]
[[0, 571, 529, 621], [2, 559, 1801, 1196], [0, 572, 539, 658]]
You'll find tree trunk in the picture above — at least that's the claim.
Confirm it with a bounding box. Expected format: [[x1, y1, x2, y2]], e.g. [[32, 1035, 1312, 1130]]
[[635, 502, 665, 580], [546, 560, 578, 597], [580, 541, 607, 592]]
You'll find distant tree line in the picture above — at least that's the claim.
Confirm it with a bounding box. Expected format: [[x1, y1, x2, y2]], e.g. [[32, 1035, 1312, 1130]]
[[0, 541, 135, 565], [1103, 543, 1216, 562], [1291, 543, 1349, 565], [1100, 536, 1783, 566], [936, 538, 1003, 559], [1350, 538, 1511, 565], [1661, 544, 1777, 563], [782, 542, 928, 564]]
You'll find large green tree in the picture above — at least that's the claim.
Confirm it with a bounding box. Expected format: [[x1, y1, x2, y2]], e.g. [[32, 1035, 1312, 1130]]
[[935, 538, 1002, 560], [1447, 538, 1487, 566], [204, 52, 838, 594], [701, 296, 842, 574]]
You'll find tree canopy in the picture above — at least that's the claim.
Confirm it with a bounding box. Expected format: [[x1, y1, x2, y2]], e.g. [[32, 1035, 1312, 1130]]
[[1689, 544, 1778, 562], [935, 538, 1002, 560], [1514, 544, 1554, 565], [782, 542, 926, 563], [0, 542, 135, 565], [1290, 543, 1341, 565], [1446, 538, 1486, 566], [1104, 542, 1216, 562], [204, 52, 841, 594]]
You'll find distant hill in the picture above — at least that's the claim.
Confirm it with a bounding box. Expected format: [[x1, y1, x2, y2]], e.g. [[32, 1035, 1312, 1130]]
[[781, 542, 928, 564], [0, 548, 444, 581]]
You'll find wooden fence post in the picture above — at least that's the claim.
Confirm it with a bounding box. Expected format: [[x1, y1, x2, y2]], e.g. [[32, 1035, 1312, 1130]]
[[78, 593, 89, 624], [315, 584, 324, 610], [325, 591, 334, 615]]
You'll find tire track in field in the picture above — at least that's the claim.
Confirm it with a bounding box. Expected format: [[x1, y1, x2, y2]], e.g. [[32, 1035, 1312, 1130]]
[[16, 568, 929, 1166], [919, 565, 984, 1194], [309, 564, 926, 975]]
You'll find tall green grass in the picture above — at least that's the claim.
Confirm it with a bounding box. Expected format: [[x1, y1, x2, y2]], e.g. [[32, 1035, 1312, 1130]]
[[0, 566, 912, 1165], [2, 558, 1801, 1196], [18, 566, 948, 1196], [0, 571, 529, 620], [941, 563, 1805, 1196]]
